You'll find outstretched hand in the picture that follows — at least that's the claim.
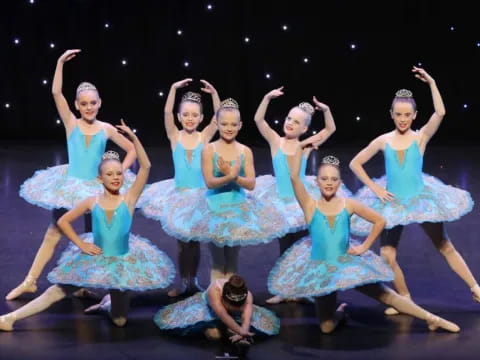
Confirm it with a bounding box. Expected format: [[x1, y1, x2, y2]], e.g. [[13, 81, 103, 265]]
[[200, 79, 218, 94], [265, 86, 284, 100], [312, 96, 329, 113], [412, 66, 434, 84], [116, 119, 136, 139], [172, 78, 193, 89], [58, 49, 81, 63]]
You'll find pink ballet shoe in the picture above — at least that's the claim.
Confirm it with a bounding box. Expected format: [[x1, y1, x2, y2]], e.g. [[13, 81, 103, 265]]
[[265, 295, 285, 304], [0, 314, 15, 332], [426, 314, 460, 333], [5, 276, 37, 301], [471, 284, 480, 303]]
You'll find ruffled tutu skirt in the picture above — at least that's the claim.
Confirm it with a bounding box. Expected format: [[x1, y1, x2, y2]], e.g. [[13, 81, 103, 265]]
[[20, 164, 136, 210], [144, 187, 289, 247], [253, 175, 352, 233], [350, 174, 474, 236], [138, 179, 196, 221], [47, 233, 175, 291], [268, 237, 393, 298], [154, 291, 280, 336]]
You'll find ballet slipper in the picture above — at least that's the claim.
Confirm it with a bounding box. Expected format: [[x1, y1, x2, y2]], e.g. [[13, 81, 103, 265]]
[[0, 314, 15, 332], [6, 275, 37, 301], [426, 314, 460, 333], [84, 294, 111, 314], [265, 295, 285, 305]]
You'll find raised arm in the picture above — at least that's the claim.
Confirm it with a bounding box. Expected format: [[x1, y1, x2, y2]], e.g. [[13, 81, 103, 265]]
[[290, 146, 315, 220], [207, 286, 254, 338], [164, 78, 192, 141], [57, 197, 102, 255], [349, 136, 394, 202], [52, 49, 81, 133], [346, 198, 386, 255], [253, 87, 284, 146], [199, 79, 219, 143], [115, 120, 151, 209], [414, 67, 446, 143], [300, 97, 336, 148], [104, 122, 136, 171]]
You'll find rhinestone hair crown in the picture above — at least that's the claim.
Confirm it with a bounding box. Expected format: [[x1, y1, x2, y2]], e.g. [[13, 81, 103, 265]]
[[219, 98, 239, 110], [321, 155, 340, 167], [102, 150, 120, 161], [298, 102, 315, 115], [182, 91, 202, 103], [225, 292, 248, 302], [76, 82, 97, 95], [395, 89, 413, 98]]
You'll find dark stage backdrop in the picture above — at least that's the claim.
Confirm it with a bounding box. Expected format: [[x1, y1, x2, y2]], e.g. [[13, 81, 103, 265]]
[[1, 0, 479, 146]]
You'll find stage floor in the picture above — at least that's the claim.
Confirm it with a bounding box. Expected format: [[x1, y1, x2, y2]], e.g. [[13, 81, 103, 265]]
[[0, 143, 479, 360]]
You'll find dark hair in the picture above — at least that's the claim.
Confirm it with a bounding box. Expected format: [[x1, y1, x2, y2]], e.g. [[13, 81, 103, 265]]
[[222, 274, 248, 306]]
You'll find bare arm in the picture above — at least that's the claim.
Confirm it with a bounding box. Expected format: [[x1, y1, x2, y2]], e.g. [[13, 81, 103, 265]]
[[300, 98, 336, 148], [52, 50, 81, 133], [253, 88, 283, 147], [234, 147, 255, 190], [104, 123, 136, 171], [349, 136, 394, 202], [164, 78, 192, 142], [116, 120, 151, 210], [290, 146, 315, 221], [414, 67, 446, 143], [202, 144, 236, 189], [347, 198, 386, 255], [57, 198, 102, 255], [207, 286, 252, 337], [240, 293, 254, 332]]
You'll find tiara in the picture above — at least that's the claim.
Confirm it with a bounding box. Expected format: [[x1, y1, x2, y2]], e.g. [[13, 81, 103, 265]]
[[321, 155, 340, 167], [395, 89, 413, 98], [225, 292, 247, 302], [76, 82, 97, 94], [298, 102, 315, 115], [182, 91, 202, 103], [102, 150, 120, 161], [220, 98, 239, 110]]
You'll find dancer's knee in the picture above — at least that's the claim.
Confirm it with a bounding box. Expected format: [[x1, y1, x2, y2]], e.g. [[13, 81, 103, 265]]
[[319, 320, 336, 334], [112, 316, 127, 327], [437, 240, 455, 256], [381, 246, 397, 265]]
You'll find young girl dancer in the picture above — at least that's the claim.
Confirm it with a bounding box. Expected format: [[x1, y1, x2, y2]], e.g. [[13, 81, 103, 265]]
[[349, 67, 478, 314], [0, 121, 174, 330], [139, 78, 219, 296], [7, 49, 136, 300], [253, 87, 351, 304], [154, 274, 279, 343], [268, 150, 460, 333], [157, 98, 288, 282]]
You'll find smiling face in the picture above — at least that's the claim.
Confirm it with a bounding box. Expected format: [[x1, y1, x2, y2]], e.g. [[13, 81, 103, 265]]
[[316, 164, 342, 198], [217, 108, 242, 142], [75, 90, 101, 122], [390, 101, 417, 134], [283, 107, 309, 138], [178, 101, 204, 132], [98, 160, 123, 193]]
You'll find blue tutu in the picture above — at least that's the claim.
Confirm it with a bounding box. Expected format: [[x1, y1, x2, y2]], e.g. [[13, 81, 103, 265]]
[[20, 165, 136, 210], [47, 233, 175, 291], [253, 174, 352, 232], [268, 236, 393, 298], [154, 291, 280, 336], [351, 141, 474, 236]]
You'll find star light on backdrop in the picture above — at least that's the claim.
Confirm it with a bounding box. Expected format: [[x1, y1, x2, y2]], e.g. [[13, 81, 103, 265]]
[[3, 0, 480, 145]]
